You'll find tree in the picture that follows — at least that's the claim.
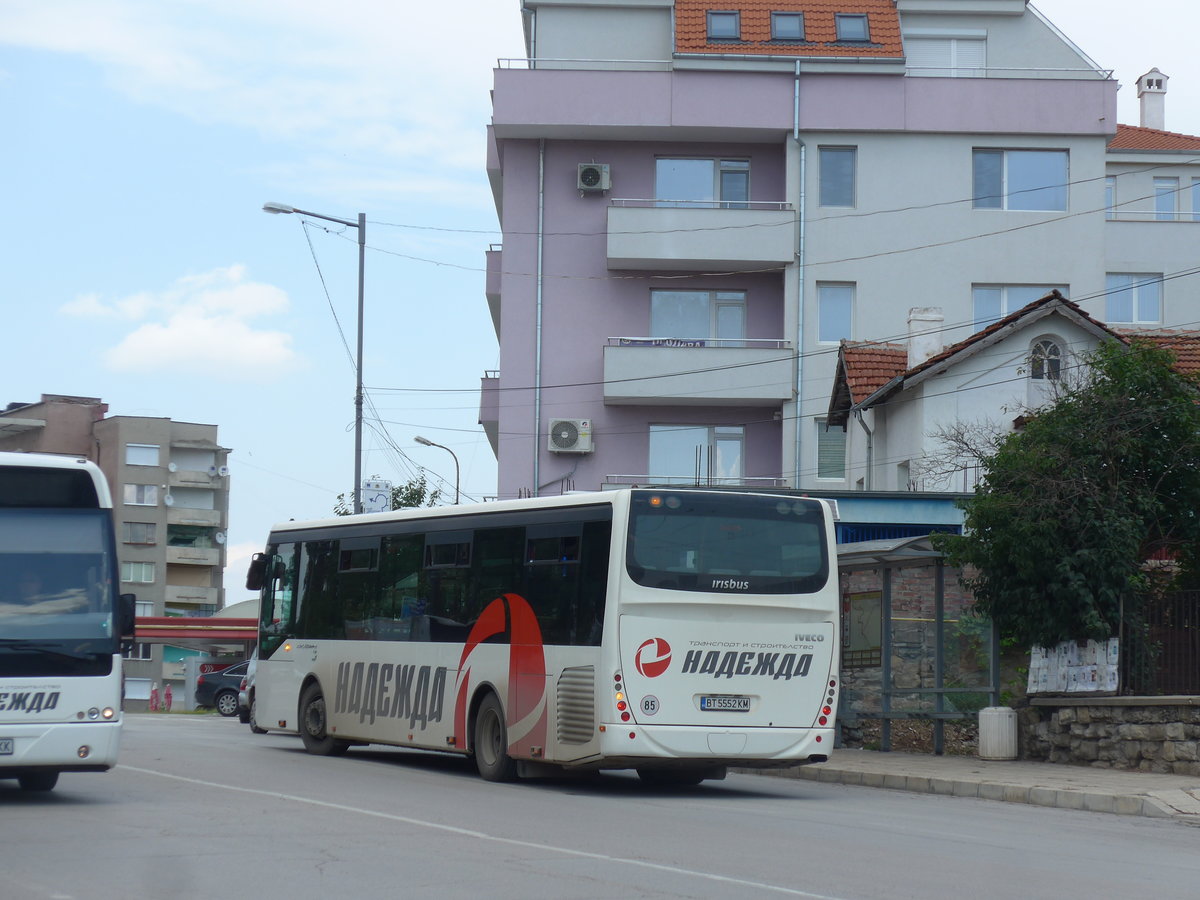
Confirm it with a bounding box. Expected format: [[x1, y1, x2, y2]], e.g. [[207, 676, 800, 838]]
[[936, 339, 1200, 649], [333, 475, 442, 516]]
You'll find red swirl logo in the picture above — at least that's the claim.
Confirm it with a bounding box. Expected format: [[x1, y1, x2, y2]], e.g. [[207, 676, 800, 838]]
[[635, 638, 672, 678]]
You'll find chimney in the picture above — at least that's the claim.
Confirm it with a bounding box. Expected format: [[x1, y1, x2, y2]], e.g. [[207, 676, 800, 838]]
[[907, 307, 944, 369], [1137, 67, 1169, 131]]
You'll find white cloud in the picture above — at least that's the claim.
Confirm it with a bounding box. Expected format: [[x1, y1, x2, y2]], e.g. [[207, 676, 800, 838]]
[[61, 265, 300, 382]]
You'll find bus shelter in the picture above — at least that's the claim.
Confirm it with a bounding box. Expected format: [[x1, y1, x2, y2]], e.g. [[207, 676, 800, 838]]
[[837, 536, 1000, 754]]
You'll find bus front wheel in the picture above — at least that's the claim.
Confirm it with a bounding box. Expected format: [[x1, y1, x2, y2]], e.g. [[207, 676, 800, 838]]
[[298, 683, 350, 757], [473, 693, 517, 782]]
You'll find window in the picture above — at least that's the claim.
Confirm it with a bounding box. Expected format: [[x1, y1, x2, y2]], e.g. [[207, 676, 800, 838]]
[[816, 419, 846, 480], [123, 642, 153, 661], [650, 290, 745, 346], [125, 443, 159, 466], [1155, 177, 1179, 221], [835, 14, 869, 42], [819, 147, 856, 208], [972, 284, 1066, 328], [772, 12, 804, 40], [1105, 273, 1162, 324], [817, 283, 853, 343], [123, 483, 158, 506], [1192, 178, 1200, 222], [121, 561, 155, 584], [168, 525, 216, 548], [655, 158, 749, 208], [904, 36, 985, 77], [1029, 340, 1062, 381], [1105, 176, 1116, 220], [707, 10, 740, 40], [123, 522, 157, 545], [973, 149, 1068, 211], [649, 425, 744, 484]]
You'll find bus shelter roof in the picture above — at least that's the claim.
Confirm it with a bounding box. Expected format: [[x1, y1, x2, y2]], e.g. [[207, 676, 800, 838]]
[[836, 535, 943, 572]]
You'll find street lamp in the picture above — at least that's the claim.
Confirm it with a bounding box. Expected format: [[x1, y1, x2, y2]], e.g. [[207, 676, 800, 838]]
[[414, 436, 460, 505], [263, 202, 367, 514]]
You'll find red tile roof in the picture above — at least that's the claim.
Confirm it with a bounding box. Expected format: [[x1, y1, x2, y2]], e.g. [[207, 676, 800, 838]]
[[1110, 124, 1200, 151], [675, 0, 903, 58], [1121, 330, 1200, 376], [839, 341, 907, 403]]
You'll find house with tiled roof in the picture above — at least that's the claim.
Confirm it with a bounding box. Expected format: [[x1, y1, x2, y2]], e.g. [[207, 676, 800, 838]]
[[481, 2, 1200, 520]]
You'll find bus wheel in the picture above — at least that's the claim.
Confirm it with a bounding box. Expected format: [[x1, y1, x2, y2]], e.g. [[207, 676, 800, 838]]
[[473, 693, 517, 782], [18, 771, 59, 792], [249, 696, 268, 735], [299, 683, 349, 756]]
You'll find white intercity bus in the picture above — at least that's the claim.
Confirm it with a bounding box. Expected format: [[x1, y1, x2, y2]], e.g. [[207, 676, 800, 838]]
[[0, 452, 135, 791], [247, 487, 839, 784]]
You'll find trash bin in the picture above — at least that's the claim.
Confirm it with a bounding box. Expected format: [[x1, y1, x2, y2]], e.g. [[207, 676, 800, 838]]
[[978, 706, 1018, 760]]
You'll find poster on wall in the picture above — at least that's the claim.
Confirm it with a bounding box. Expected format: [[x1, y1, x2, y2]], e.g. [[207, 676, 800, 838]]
[[1027, 638, 1119, 694]]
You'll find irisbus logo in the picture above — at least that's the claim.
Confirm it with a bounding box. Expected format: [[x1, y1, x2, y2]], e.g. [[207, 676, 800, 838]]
[[635, 638, 672, 678]]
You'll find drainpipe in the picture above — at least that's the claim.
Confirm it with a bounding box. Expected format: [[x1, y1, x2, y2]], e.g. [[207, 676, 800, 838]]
[[792, 60, 807, 487], [534, 139, 545, 496], [855, 409, 873, 491]]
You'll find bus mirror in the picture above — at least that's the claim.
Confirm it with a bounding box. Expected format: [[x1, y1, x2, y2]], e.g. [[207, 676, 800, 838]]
[[119, 593, 137, 646], [246, 553, 268, 591]]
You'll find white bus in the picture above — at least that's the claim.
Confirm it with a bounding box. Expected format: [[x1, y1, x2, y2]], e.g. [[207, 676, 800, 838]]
[[0, 452, 135, 791], [247, 487, 839, 784]]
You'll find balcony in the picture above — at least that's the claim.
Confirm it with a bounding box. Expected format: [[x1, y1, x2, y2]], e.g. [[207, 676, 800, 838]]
[[479, 371, 500, 457], [607, 201, 795, 271], [485, 246, 501, 339], [603, 474, 787, 489], [165, 584, 219, 607], [167, 507, 222, 527], [166, 546, 222, 567], [168, 468, 222, 488], [603, 339, 793, 406]]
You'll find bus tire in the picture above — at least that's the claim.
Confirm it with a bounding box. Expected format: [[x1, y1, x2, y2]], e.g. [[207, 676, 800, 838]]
[[298, 683, 349, 756], [249, 696, 268, 735], [473, 693, 517, 782], [18, 771, 59, 792]]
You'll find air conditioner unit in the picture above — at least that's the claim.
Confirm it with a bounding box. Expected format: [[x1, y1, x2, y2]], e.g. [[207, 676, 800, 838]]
[[548, 418, 594, 453], [577, 163, 611, 193]]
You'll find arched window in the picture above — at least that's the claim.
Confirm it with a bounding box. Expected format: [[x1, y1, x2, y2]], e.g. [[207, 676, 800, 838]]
[[1030, 339, 1061, 381]]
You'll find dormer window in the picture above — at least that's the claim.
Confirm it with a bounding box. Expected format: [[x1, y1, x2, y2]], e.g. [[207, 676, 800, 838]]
[[707, 11, 741, 41], [836, 14, 870, 42], [771, 12, 805, 41], [1030, 340, 1062, 381]]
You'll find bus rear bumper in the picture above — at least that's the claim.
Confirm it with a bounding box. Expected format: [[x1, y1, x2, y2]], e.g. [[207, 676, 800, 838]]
[[597, 723, 833, 766], [0, 720, 121, 773]]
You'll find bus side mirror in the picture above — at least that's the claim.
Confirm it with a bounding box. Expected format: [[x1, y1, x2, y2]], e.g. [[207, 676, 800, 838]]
[[246, 553, 268, 591], [119, 593, 137, 652]]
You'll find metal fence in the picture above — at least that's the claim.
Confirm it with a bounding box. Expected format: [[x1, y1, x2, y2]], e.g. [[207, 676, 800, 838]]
[[1121, 590, 1200, 695]]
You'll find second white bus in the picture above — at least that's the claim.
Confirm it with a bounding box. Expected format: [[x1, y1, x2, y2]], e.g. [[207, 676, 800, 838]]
[[247, 487, 839, 784]]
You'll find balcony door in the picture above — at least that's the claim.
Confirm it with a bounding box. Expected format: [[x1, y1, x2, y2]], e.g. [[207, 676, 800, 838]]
[[649, 425, 744, 484], [650, 290, 745, 347]]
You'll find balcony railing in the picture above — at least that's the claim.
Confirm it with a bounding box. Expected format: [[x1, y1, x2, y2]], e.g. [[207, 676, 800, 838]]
[[603, 338, 793, 406], [603, 474, 787, 489]]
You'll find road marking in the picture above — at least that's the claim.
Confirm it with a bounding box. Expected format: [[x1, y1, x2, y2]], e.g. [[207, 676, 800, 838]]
[[121, 764, 844, 898]]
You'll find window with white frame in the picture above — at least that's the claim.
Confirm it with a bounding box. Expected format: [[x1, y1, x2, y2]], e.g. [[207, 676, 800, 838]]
[[904, 36, 985, 77], [835, 14, 869, 42], [121, 561, 155, 584], [1105, 273, 1162, 324], [125, 443, 159, 466], [707, 10, 740, 40], [655, 158, 749, 208], [650, 290, 745, 346], [819, 147, 856, 208], [123, 522, 157, 544], [973, 149, 1068, 211], [817, 283, 853, 343], [972, 284, 1066, 328], [1029, 339, 1062, 381], [1155, 177, 1179, 221], [816, 419, 847, 480], [1192, 177, 1200, 222], [648, 425, 744, 484], [123, 483, 158, 506], [1105, 176, 1117, 220], [771, 12, 804, 41], [123, 642, 153, 661]]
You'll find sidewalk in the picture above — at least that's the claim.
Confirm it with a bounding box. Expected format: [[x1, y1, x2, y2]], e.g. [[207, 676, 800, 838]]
[[749, 750, 1200, 823]]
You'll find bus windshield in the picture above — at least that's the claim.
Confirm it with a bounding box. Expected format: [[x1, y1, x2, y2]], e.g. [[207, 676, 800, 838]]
[[625, 490, 829, 594], [0, 508, 117, 648]]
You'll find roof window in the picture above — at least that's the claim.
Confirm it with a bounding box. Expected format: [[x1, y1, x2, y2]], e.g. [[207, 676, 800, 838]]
[[707, 10, 741, 41], [835, 14, 870, 42], [771, 12, 805, 41]]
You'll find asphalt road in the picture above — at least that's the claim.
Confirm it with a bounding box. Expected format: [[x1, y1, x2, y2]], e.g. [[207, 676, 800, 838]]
[[1, 714, 1198, 900]]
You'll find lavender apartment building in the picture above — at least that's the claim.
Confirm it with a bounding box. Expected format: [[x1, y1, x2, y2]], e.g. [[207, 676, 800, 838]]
[[480, 0, 1200, 507]]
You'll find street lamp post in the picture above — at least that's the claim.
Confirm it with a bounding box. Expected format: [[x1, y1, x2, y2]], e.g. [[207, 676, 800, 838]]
[[414, 436, 460, 505], [263, 202, 367, 514]]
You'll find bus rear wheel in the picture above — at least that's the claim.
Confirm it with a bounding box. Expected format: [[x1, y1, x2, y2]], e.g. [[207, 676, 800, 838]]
[[18, 771, 59, 792], [473, 693, 517, 782], [299, 683, 349, 756]]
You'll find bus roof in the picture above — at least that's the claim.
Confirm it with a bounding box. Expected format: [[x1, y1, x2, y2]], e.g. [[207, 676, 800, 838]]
[[0, 451, 113, 509]]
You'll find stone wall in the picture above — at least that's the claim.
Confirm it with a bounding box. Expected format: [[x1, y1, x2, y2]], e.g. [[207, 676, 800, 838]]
[[1022, 700, 1200, 776]]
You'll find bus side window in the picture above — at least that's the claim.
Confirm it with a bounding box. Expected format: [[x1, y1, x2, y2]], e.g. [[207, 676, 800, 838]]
[[379, 533, 424, 641], [296, 541, 341, 640]]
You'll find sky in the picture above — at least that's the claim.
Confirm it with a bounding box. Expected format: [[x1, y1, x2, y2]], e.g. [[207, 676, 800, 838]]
[[3, 0, 1198, 608]]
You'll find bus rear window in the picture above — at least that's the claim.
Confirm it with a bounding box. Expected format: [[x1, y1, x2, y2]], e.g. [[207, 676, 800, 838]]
[[626, 491, 828, 594], [0, 467, 99, 508]]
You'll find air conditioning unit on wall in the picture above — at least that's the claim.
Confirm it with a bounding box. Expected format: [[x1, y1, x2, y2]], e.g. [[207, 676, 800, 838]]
[[548, 418, 594, 453], [577, 163, 611, 193]]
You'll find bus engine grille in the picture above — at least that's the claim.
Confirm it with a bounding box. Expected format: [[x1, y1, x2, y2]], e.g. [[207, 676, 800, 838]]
[[556, 666, 596, 745]]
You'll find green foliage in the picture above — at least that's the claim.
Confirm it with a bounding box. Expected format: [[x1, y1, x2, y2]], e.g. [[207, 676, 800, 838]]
[[935, 339, 1200, 649], [333, 475, 442, 516]]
